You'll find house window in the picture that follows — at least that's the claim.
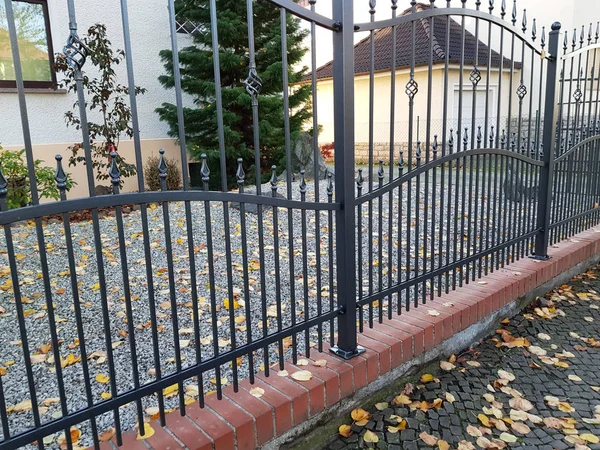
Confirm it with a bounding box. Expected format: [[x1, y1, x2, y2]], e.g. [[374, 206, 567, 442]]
[[0, 0, 56, 89]]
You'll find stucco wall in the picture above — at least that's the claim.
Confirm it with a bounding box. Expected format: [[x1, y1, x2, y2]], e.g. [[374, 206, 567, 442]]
[[315, 66, 520, 154], [2, 139, 183, 201], [0, 0, 192, 146]]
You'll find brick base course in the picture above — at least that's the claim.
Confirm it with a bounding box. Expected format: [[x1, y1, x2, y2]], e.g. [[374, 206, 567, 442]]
[[97, 228, 600, 450]]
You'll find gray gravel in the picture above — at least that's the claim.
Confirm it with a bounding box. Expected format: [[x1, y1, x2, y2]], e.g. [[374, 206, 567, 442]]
[[0, 168, 533, 448]]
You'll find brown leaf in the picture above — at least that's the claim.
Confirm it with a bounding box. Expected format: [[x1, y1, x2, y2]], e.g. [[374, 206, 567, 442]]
[[438, 440, 450, 450], [419, 431, 438, 446], [509, 397, 533, 411], [511, 422, 531, 434]]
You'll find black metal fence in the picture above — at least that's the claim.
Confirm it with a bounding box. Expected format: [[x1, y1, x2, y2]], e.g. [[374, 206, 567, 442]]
[[1, 0, 600, 449]]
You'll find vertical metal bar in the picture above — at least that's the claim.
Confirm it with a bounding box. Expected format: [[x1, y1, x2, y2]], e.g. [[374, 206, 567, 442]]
[[327, 173, 335, 345], [64, 1, 122, 440], [377, 161, 384, 321], [4, 2, 72, 447], [300, 172, 312, 352], [108, 153, 145, 432], [236, 160, 255, 380], [367, 2, 375, 328], [283, 7, 297, 362], [306, 3, 323, 353], [330, 0, 364, 359], [388, 0, 398, 318], [245, 0, 270, 376], [167, 0, 203, 408], [424, 1, 434, 302], [533, 23, 561, 259], [209, 0, 239, 389], [270, 167, 284, 367], [200, 156, 223, 396]]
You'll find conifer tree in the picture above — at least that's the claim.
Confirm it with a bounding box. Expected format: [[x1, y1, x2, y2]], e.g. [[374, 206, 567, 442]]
[[157, 0, 312, 189]]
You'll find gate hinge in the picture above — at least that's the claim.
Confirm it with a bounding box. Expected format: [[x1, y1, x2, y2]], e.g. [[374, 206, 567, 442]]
[[333, 21, 342, 31], [336, 305, 346, 314]]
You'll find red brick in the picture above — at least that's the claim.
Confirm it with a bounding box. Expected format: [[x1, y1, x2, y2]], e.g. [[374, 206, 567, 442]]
[[363, 327, 403, 369], [341, 353, 368, 391], [357, 347, 380, 384], [224, 385, 274, 446], [374, 321, 412, 363], [286, 365, 326, 416], [164, 412, 212, 450], [256, 371, 309, 426], [401, 313, 436, 350], [388, 318, 424, 356], [186, 402, 235, 450], [357, 333, 391, 376], [205, 396, 255, 450], [110, 431, 149, 450], [144, 422, 186, 450], [296, 356, 341, 408], [307, 352, 355, 399], [240, 378, 292, 437]]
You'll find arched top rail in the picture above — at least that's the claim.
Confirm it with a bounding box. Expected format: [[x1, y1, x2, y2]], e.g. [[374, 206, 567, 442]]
[[0, 191, 341, 226], [264, 0, 339, 30], [555, 135, 600, 162], [356, 147, 544, 206], [354, 7, 548, 57], [561, 42, 600, 61]]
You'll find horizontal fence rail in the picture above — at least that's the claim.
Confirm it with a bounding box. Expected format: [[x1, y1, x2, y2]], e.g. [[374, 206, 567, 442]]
[[1, 0, 600, 449]]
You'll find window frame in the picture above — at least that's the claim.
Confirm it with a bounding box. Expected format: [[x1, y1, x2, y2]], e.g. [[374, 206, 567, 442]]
[[0, 0, 57, 89]]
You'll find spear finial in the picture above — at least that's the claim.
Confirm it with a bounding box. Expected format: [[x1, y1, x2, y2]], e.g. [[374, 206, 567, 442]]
[[110, 151, 121, 192], [522, 9, 527, 33], [200, 153, 210, 191], [55, 154, 68, 192], [236, 158, 245, 189]]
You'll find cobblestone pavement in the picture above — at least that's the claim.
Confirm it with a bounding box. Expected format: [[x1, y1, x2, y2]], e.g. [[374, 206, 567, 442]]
[[326, 265, 600, 450]]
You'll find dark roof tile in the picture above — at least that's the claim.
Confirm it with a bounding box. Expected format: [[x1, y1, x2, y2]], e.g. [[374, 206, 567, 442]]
[[313, 3, 520, 80]]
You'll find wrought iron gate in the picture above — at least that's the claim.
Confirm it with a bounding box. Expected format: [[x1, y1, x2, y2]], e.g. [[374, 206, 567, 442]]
[[1, 0, 600, 448]]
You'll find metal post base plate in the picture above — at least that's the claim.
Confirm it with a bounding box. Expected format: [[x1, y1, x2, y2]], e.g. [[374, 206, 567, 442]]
[[529, 254, 551, 261], [330, 345, 366, 360]]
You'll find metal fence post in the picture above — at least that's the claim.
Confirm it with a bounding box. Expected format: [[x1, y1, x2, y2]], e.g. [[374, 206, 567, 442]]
[[533, 22, 562, 260], [330, 0, 364, 359]]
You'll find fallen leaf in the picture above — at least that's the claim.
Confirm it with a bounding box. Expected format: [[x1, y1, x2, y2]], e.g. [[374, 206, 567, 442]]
[[581, 434, 600, 444], [420, 431, 438, 446], [499, 432, 517, 443], [427, 309, 440, 316], [296, 359, 309, 366], [95, 374, 110, 384], [249, 387, 264, 398], [498, 370, 515, 382], [291, 370, 312, 382], [421, 373, 434, 383], [375, 402, 389, 411], [392, 394, 412, 405], [351, 408, 370, 426], [440, 361, 455, 371], [568, 374, 583, 382], [363, 429, 379, 443], [509, 397, 533, 411], [338, 424, 352, 438], [313, 359, 327, 367], [277, 370, 289, 377], [538, 333, 551, 340], [445, 392, 456, 403], [511, 422, 531, 434], [478, 413, 491, 427], [136, 423, 155, 440], [438, 440, 450, 450]]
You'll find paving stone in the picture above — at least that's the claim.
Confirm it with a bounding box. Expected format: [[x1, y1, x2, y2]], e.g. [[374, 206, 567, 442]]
[[324, 266, 600, 449]]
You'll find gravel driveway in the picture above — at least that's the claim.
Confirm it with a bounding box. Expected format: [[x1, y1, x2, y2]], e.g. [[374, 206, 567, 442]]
[[0, 168, 531, 449]]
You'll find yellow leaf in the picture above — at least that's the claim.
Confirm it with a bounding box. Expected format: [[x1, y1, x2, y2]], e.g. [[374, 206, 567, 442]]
[[99, 427, 116, 442], [478, 413, 491, 427], [163, 384, 179, 396], [91, 283, 100, 291], [339, 424, 352, 438], [375, 402, 389, 411], [101, 392, 112, 400], [136, 423, 155, 440], [351, 408, 370, 425], [420, 373, 434, 383], [445, 392, 456, 403], [438, 439, 450, 450], [313, 359, 327, 367], [95, 374, 110, 384], [392, 394, 412, 405], [581, 433, 600, 443], [363, 430, 379, 443]]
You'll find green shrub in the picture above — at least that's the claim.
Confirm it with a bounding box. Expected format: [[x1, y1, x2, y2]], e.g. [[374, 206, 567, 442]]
[[144, 154, 182, 191], [0, 147, 75, 209]]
